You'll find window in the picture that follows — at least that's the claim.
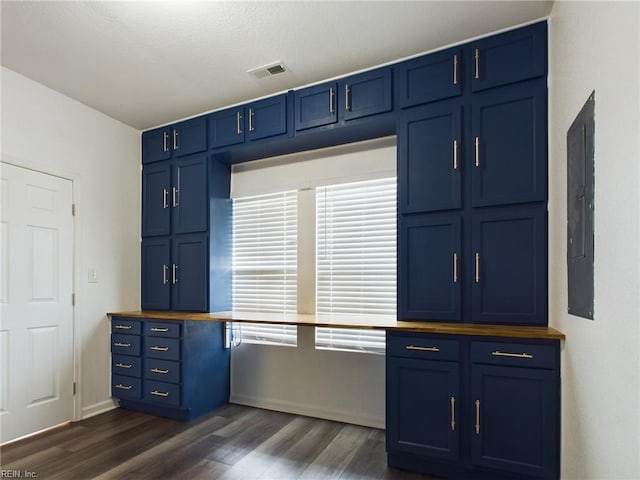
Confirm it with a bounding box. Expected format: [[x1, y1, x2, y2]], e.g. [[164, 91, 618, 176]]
[[232, 191, 297, 346], [316, 177, 397, 354]]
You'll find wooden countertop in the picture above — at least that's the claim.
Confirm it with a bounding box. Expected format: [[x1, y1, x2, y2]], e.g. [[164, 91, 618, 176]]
[[108, 310, 565, 340]]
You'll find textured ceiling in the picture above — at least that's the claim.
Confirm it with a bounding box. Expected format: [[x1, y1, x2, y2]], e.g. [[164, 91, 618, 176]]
[[1, 1, 553, 130]]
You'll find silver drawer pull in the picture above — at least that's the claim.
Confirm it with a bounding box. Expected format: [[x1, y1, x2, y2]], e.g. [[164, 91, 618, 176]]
[[150, 346, 169, 352], [115, 384, 132, 390], [115, 363, 132, 369], [150, 368, 169, 374], [114, 325, 132, 330], [406, 345, 440, 352], [151, 390, 169, 397], [150, 327, 169, 332], [114, 342, 131, 348], [491, 350, 533, 359]]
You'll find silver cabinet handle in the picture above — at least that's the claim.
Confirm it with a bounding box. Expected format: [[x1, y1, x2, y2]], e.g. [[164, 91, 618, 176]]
[[114, 342, 131, 348], [345, 84, 351, 111], [150, 368, 169, 374], [173, 129, 179, 150], [172, 264, 178, 284], [329, 87, 335, 114], [453, 54, 459, 85], [453, 253, 459, 283], [162, 264, 168, 285], [150, 327, 169, 332], [172, 187, 178, 208], [474, 137, 480, 167], [453, 140, 458, 170], [474, 48, 480, 79], [492, 351, 533, 359], [406, 345, 440, 352], [475, 399, 481, 434], [162, 131, 169, 152], [450, 396, 456, 431], [114, 325, 132, 330], [163, 188, 169, 209], [115, 383, 132, 390], [236, 111, 242, 135], [115, 363, 132, 369], [150, 346, 169, 352], [475, 253, 480, 283], [151, 390, 169, 397], [249, 108, 254, 131]]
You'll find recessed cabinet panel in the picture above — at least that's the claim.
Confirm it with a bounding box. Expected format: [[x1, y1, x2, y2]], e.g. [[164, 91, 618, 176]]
[[471, 21, 547, 92], [171, 233, 208, 312], [209, 107, 245, 149], [141, 238, 171, 311], [470, 364, 558, 478], [471, 206, 547, 325], [247, 94, 288, 141], [399, 101, 462, 213], [173, 155, 208, 235], [400, 214, 461, 321], [142, 162, 171, 237], [172, 117, 207, 158], [471, 79, 547, 207], [397, 48, 462, 108], [295, 82, 338, 131], [387, 357, 459, 461], [340, 68, 392, 121], [142, 128, 171, 164]]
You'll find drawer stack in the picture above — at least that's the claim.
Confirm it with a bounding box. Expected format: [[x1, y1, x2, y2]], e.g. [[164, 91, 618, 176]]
[[110, 316, 229, 421]]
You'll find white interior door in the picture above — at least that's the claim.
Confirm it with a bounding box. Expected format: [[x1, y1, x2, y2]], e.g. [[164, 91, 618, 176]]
[[0, 162, 74, 444]]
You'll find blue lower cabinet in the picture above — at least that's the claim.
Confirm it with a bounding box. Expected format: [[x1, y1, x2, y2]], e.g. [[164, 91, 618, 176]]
[[111, 317, 230, 421], [386, 332, 560, 480]]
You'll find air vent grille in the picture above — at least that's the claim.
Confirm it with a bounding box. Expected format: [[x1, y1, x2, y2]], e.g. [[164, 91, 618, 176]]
[[247, 61, 287, 79]]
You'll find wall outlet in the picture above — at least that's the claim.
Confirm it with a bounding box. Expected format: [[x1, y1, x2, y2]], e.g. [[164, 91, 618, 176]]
[[88, 268, 98, 283]]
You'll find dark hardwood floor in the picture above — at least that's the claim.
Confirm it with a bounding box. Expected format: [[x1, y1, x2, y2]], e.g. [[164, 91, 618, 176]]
[[0, 404, 439, 480]]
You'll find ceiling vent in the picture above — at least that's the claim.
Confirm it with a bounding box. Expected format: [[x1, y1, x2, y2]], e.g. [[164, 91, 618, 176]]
[[247, 61, 288, 79]]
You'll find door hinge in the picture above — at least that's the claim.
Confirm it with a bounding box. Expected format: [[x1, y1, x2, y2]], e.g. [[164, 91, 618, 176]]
[[73, 382, 77, 395], [72, 293, 76, 306], [72, 204, 76, 216]]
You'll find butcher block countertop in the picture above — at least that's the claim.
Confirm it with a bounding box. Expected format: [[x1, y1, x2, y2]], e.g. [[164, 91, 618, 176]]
[[108, 310, 565, 340]]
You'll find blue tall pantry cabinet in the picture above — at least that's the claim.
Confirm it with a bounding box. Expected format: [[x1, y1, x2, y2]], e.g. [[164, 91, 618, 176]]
[[112, 19, 560, 480]]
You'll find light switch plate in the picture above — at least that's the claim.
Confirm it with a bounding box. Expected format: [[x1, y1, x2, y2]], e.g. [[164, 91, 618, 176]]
[[88, 268, 98, 283]]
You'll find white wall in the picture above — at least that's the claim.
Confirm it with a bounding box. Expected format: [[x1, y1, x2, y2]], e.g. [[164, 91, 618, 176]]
[[1, 67, 141, 418], [548, 3, 640, 479]]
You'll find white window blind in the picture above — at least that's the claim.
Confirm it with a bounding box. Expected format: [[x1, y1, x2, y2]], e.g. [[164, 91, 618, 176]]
[[316, 177, 397, 354], [232, 191, 297, 346]]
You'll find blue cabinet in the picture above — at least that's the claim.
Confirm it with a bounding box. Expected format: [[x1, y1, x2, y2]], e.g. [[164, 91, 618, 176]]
[[209, 106, 245, 149], [471, 79, 547, 207], [470, 21, 547, 92], [246, 94, 288, 141], [387, 332, 560, 480], [142, 117, 207, 164], [111, 316, 230, 421], [471, 206, 547, 325], [141, 234, 208, 312], [340, 67, 393, 121], [141, 162, 171, 237], [396, 47, 462, 108], [399, 214, 461, 321], [294, 81, 338, 131], [398, 100, 462, 213]]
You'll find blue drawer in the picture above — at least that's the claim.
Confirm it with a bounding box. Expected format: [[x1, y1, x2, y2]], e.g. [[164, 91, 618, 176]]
[[112, 375, 141, 400], [471, 341, 558, 369], [111, 317, 141, 335], [387, 332, 459, 361], [111, 334, 141, 356], [145, 321, 181, 338], [145, 358, 180, 384], [112, 354, 142, 378], [144, 380, 181, 407], [144, 337, 180, 361]]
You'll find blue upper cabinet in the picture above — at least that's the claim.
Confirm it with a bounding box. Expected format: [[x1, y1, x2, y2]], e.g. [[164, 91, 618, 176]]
[[141, 237, 171, 310], [246, 94, 288, 142], [471, 205, 547, 325], [471, 79, 547, 207], [470, 21, 547, 92], [142, 117, 207, 164], [398, 99, 462, 214], [396, 47, 463, 108], [142, 162, 171, 237], [294, 81, 338, 131], [209, 106, 245, 149], [339, 67, 393, 121]]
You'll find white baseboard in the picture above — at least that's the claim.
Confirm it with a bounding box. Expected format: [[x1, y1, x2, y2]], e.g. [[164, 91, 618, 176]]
[[229, 393, 385, 429], [81, 399, 118, 419]]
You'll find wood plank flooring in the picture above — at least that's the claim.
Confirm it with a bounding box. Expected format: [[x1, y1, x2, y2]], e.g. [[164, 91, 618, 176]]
[[1, 405, 440, 480]]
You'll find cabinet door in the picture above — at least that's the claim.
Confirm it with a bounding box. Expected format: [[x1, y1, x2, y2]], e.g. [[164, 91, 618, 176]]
[[470, 21, 547, 92], [247, 94, 288, 141], [172, 117, 207, 158], [171, 233, 208, 311], [340, 68, 392, 121], [142, 162, 171, 237], [398, 100, 462, 214], [471, 364, 558, 479], [173, 154, 208, 234], [399, 214, 461, 321], [471, 79, 547, 207], [294, 81, 338, 131], [387, 356, 459, 461], [141, 237, 171, 310], [209, 107, 245, 149], [142, 127, 171, 164], [471, 206, 547, 325], [396, 47, 462, 108]]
